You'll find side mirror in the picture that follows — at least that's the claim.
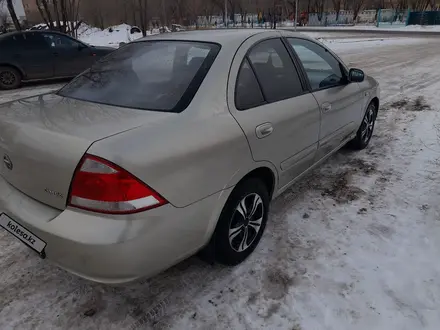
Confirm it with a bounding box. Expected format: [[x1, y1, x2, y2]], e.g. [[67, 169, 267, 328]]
[[349, 68, 365, 83]]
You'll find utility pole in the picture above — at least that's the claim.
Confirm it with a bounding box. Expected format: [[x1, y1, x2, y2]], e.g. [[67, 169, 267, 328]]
[[225, 0, 228, 28], [294, 0, 298, 31], [162, 0, 167, 28]]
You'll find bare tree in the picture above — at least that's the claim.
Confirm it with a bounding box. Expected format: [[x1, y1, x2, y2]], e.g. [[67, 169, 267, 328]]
[[351, 0, 366, 21], [36, 0, 54, 30], [332, 0, 342, 21], [36, 0, 82, 36], [313, 0, 325, 21], [137, 0, 148, 36], [6, 0, 21, 30]]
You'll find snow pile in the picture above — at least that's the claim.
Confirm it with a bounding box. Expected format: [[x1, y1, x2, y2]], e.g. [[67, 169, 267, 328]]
[[30, 22, 161, 48], [78, 23, 143, 47]]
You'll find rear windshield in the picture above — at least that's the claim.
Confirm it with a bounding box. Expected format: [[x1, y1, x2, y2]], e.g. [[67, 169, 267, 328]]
[[58, 41, 221, 113]]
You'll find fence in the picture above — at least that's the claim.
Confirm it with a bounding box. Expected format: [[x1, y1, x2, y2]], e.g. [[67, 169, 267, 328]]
[[407, 11, 440, 25], [195, 8, 439, 29]]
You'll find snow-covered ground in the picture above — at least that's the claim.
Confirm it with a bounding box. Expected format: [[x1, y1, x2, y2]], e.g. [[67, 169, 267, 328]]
[[289, 24, 440, 33], [319, 24, 440, 32], [1, 34, 440, 330], [78, 24, 147, 48]]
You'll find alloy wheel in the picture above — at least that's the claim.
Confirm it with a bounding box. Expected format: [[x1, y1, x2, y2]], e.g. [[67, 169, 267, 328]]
[[228, 193, 264, 253], [361, 105, 376, 144], [0, 71, 16, 86]]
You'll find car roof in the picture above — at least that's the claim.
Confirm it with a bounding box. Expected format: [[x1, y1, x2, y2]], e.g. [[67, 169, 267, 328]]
[[137, 29, 312, 46]]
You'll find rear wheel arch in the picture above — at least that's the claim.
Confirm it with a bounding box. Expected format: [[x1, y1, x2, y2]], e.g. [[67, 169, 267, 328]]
[[238, 166, 276, 199], [0, 64, 24, 78], [198, 166, 277, 262], [371, 97, 379, 117], [0, 65, 24, 90]]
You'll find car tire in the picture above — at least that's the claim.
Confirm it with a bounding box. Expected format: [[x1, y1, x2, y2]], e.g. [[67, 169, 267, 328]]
[[349, 101, 377, 150], [213, 178, 270, 266], [0, 66, 22, 90]]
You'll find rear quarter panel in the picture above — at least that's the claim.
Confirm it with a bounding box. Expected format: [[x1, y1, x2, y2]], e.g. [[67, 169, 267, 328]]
[[87, 111, 255, 208], [86, 44, 265, 208]]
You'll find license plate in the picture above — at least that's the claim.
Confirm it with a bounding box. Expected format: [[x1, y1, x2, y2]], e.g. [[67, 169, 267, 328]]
[[0, 213, 47, 256]]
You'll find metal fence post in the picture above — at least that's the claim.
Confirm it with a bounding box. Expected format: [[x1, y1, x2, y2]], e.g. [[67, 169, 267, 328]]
[[225, 0, 228, 28], [376, 8, 381, 28], [294, 0, 298, 31], [405, 8, 410, 26]]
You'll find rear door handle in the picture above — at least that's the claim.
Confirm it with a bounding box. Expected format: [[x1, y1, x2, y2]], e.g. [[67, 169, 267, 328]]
[[256, 123, 273, 139], [321, 102, 332, 112]]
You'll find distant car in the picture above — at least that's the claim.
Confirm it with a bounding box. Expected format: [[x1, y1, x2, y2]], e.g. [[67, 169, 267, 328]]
[[0, 30, 115, 89], [171, 24, 186, 32], [0, 30, 379, 283]]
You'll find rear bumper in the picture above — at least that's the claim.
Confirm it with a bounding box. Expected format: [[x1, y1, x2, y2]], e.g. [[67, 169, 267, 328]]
[[0, 176, 232, 283]]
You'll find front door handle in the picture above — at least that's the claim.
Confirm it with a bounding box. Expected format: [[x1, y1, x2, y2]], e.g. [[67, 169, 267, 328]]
[[256, 123, 273, 139], [321, 102, 332, 112]]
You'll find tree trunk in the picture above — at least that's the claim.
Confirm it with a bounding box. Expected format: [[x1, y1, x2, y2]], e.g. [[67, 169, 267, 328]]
[[137, 0, 147, 37], [6, 0, 21, 30], [41, 0, 54, 29], [59, 0, 68, 31], [52, 0, 63, 33]]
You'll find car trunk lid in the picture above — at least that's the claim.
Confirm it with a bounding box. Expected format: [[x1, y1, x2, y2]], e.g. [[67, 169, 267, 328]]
[[0, 93, 172, 210]]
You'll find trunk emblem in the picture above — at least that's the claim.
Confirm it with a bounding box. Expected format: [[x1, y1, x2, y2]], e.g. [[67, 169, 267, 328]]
[[3, 155, 13, 170]]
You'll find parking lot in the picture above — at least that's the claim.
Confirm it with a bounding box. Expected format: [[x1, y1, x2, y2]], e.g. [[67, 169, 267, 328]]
[[1, 33, 440, 330]]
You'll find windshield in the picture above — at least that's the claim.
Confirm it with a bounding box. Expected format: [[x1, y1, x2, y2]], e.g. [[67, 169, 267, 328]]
[[58, 41, 221, 113]]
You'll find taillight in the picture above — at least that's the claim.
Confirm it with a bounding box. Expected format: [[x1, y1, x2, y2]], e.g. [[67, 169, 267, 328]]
[[68, 154, 167, 214]]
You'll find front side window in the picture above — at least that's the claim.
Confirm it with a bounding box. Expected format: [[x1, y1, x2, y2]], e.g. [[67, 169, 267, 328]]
[[58, 41, 220, 112], [247, 38, 304, 104], [288, 38, 345, 90]]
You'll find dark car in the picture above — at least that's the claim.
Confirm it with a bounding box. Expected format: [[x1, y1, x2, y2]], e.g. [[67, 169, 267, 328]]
[[0, 30, 115, 90]]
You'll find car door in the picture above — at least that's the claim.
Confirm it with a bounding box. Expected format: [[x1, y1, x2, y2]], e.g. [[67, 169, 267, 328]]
[[7, 33, 54, 80], [286, 37, 362, 161], [42, 33, 95, 77], [227, 35, 321, 189]]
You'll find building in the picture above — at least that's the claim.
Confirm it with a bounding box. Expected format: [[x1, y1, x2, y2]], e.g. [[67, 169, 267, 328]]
[[22, 0, 39, 19]]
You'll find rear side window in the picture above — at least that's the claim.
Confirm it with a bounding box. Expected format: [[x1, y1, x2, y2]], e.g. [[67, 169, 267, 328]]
[[58, 41, 221, 113], [0, 34, 25, 50], [23, 33, 49, 50], [247, 38, 304, 103], [42, 33, 82, 49], [235, 58, 265, 110]]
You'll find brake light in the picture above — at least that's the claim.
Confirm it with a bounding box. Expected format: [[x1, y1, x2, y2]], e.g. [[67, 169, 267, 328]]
[[68, 154, 167, 214]]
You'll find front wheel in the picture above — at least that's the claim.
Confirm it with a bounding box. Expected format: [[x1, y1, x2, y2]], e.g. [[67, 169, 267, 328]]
[[213, 178, 270, 266], [349, 102, 377, 150]]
